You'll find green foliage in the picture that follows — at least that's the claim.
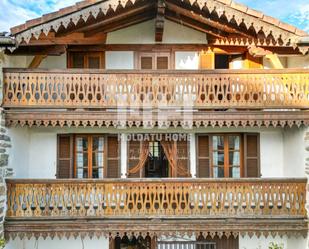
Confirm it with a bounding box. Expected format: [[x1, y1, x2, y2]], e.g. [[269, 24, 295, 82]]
[[269, 242, 284, 249], [0, 238, 5, 249]]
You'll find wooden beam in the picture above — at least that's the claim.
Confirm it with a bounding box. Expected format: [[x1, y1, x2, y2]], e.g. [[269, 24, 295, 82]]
[[28, 55, 47, 68], [244, 52, 263, 69], [155, 0, 166, 42], [165, 0, 256, 40], [66, 2, 155, 36], [24, 32, 107, 46], [248, 45, 284, 69], [165, 10, 228, 39], [84, 11, 155, 37], [265, 54, 284, 69]]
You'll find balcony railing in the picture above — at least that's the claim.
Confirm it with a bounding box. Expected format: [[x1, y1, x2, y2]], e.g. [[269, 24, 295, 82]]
[[6, 178, 307, 220], [3, 69, 309, 109]]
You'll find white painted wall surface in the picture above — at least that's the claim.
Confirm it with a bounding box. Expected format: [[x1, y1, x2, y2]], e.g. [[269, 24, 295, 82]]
[[175, 52, 199, 70], [39, 54, 67, 69], [162, 20, 207, 44], [283, 127, 308, 177], [7, 126, 306, 179], [105, 51, 134, 69], [239, 234, 306, 249], [260, 131, 284, 177], [106, 19, 207, 44], [8, 127, 57, 179], [287, 55, 309, 68], [5, 237, 109, 249]]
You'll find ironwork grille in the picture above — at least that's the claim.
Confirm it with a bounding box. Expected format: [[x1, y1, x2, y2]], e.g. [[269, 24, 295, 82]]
[[158, 241, 216, 249]]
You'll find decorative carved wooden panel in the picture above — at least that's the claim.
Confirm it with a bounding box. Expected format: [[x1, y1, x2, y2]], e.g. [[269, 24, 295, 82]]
[[3, 69, 309, 109], [6, 178, 306, 219]]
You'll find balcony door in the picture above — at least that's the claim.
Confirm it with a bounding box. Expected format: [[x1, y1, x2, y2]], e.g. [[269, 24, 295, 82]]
[[128, 138, 189, 178]]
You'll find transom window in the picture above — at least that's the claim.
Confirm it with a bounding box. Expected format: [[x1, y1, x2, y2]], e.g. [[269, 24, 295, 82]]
[[211, 135, 242, 178], [75, 135, 104, 179]]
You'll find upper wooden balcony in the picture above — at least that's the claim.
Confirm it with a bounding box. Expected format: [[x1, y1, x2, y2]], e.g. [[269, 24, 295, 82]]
[[3, 68, 309, 110], [6, 178, 307, 220]]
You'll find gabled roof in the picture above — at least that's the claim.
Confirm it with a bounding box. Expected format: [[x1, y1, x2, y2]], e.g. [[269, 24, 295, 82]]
[[9, 0, 309, 50]]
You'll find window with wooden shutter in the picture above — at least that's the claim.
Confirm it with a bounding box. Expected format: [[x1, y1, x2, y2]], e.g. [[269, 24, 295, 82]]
[[68, 52, 105, 69], [106, 136, 120, 178], [176, 140, 190, 177], [197, 135, 210, 177], [57, 135, 73, 179], [244, 134, 260, 177], [128, 140, 143, 178], [138, 52, 170, 69]]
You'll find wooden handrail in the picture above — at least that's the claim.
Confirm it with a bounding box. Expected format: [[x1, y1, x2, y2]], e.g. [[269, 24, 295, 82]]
[[4, 68, 309, 74], [3, 69, 309, 109], [6, 178, 307, 219]]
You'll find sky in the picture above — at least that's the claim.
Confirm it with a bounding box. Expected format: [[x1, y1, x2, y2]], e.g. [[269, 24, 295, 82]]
[[0, 0, 308, 33]]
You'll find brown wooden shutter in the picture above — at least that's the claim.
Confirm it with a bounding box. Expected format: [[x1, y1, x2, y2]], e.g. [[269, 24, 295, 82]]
[[199, 51, 215, 69], [128, 141, 142, 178], [141, 56, 153, 69], [106, 136, 120, 178], [157, 56, 169, 69], [244, 134, 260, 177], [57, 135, 73, 179], [197, 135, 210, 177], [177, 140, 190, 178]]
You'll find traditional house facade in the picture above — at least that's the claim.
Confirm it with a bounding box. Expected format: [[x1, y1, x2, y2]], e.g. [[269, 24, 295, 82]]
[[0, 0, 309, 249]]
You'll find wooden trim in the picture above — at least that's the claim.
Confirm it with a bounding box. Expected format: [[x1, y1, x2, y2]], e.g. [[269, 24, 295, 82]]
[[28, 55, 47, 68], [5, 68, 309, 74]]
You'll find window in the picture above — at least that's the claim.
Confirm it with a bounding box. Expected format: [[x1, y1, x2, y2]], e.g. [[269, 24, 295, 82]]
[[197, 134, 260, 178], [138, 52, 170, 70], [57, 134, 119, 179], [68, 52, 105, 69], [75, 135, 104, 179], [211, 135, 241, 178]]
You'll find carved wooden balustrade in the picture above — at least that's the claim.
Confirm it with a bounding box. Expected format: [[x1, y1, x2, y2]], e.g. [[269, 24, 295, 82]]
[[3, 69, 309, 109], [6, 178, 307, 220]]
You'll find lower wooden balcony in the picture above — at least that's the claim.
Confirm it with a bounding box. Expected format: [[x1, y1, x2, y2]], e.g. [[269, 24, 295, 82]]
[[6, 178, 307, 219], [5, 178, 307, 239]]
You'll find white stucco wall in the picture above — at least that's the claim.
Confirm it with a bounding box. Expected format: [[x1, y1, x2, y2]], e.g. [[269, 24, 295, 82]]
[[39, 53, 67, 69], [106, 19, 207, 44], [287, 55, 309, 68], [7, 126, 306, 179], [105, 51, 134, 69], [5, 237, 109, 249], [8, 127, 57, 179], [175, 52, 199, 70], [239, 234, 306, 249]]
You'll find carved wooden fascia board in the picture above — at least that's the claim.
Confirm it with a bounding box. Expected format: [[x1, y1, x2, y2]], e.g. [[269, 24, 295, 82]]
[[5, 219, 307, 241], [173, 0, 305, 48], [4, 110, 309, 129], [14, 0, 145, 45]]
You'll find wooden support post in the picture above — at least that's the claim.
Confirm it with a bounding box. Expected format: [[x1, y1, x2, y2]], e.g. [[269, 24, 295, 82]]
[[28, 55, 47, 68], [199, 49, 215, 69], [244, 52, 263, 69], [265, 53, 284, 69]]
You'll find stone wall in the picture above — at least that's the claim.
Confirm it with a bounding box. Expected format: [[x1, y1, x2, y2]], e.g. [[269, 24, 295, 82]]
[[305, 131, 309, 249], [0, 108, 11, 238]]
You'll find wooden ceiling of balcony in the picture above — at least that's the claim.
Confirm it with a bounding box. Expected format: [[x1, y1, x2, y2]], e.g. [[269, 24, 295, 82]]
[[9, 0, 308, 55]]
